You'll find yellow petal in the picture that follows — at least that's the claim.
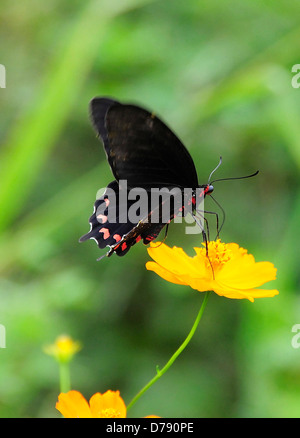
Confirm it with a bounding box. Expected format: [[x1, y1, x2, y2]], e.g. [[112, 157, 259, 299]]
[[213, 282, 279, 301], [146, 262, 214, 294], [147, 243, 203, 277], [56, 391, 92, 418], [185, 276, 214, 292], [218, 257, 277, 289], [241, 288, 279, 300], [146, 261, 187, 285]]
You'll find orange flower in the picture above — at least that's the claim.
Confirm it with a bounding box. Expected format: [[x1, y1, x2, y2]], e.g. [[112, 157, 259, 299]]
[[146, 239, 279, 302], [56, 390, 127, 418]]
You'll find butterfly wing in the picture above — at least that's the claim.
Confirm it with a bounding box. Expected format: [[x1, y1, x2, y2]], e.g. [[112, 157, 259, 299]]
[[79, 180, 168, 257], [81, 97, 199, 258], [90, 97, 199, 189], [109, 221, 166, 257], [79, 180, 138, 249]]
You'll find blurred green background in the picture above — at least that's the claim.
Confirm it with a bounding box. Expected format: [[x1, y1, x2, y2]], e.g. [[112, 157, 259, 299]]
[[0, 0, 300, 418]]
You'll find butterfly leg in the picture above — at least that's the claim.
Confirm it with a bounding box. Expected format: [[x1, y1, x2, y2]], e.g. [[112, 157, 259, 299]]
[[192, 212, 210, 242], [201, 229, 209, 255], [153, 223, 169, 248], [202, 228, 216, 279], [162, 223, 169, 243], [192, 212, 215, 278], [207, 194, 226, 238], [203, 210, 220, 240], [97, 245, 115, 260]]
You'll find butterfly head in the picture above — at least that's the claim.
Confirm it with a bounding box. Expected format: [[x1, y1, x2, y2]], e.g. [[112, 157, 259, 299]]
[[204, 184, 214, 196], [197, 183, 214, 198]]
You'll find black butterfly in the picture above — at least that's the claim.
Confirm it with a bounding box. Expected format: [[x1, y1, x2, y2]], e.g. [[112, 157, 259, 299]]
[[80, 97, 215, 258]]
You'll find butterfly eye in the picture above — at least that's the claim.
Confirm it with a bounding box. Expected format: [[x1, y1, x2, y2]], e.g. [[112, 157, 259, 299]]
[[206, 185, 214, 195]]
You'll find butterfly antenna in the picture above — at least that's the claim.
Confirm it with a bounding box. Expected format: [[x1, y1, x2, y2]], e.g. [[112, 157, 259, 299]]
[[208, 156, 223, 183], [210, 170, 259, 184]]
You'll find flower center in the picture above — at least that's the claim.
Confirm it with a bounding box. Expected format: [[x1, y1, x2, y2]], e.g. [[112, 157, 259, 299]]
[[204, 240, 231, 270], [99, 408, 121, 418]]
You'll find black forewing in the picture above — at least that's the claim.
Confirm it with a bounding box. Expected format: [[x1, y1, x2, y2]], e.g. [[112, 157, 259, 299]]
[[89, 97, 199, 190]]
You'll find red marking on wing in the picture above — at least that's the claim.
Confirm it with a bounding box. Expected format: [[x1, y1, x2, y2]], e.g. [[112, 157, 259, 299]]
[[121, 242, 127, 251], [145, 235, 155, 241], [113, 234, 122, 243], [99, 227, 110, 240], [135, 236, 142, 243], [104, 198, 110, 207]]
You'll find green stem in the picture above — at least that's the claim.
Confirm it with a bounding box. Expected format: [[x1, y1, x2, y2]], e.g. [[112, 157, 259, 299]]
[[59, 361, 71, 393], [127, 291, 210, 411]]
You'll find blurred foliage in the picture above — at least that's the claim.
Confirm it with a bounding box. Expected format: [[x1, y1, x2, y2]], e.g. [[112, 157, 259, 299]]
[[0, 0, 300, 418]]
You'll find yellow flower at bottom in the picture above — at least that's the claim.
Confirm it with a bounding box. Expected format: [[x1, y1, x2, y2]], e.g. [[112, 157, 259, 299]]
[[56, 390, 126, 418], [146, 240, 279, 302], [44, 335, 81, 363]]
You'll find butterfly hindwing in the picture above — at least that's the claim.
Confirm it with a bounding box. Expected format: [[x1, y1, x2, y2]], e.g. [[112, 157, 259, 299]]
[[110, 221, 166, 257], [79, 181, 139, 250], [79, 179, 170, 257]]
